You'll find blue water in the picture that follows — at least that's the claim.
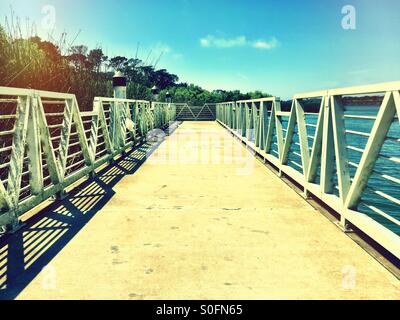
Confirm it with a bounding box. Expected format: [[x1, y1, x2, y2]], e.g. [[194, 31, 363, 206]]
[[267, 105, 400, 235]]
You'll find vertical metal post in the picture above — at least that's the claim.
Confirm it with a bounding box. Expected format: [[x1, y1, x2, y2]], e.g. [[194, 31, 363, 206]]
[[112, 71, 127, 151], [27, 95, 43, 196], [321, 95, 335, 194]]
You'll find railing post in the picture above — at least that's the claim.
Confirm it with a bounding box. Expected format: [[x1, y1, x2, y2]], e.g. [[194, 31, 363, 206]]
[[330, 95, 351, 231], [113, 71, 127, 100], [280, 100, 296, 165], [294, 99, 310, 177], [320, 95, 335, 194], [265, 99, 276, 154], [232, 102, 236, 130], [306, 96, 326, 183], [112, 71, 127, 153], [27, 95, 43, 196], [274, 99, 284, 162], [89, 99, 101, 165], [240, 102, 246, 137], [259, 101, 267, 150]]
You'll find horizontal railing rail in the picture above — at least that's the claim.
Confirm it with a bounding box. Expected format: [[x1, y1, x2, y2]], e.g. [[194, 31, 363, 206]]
[[216, 81, 400, 259], [0, 87, 176, 231]]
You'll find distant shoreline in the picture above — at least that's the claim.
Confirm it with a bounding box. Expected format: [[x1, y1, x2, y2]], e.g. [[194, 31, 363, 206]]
[[342, 96, 382, 106], [280, 95, 382, 111]]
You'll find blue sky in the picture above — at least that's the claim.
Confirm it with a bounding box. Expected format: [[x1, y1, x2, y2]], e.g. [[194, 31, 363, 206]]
[[1, 0, 400, 99]]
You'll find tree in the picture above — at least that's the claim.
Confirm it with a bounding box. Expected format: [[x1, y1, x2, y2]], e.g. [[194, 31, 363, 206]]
[[67, 45, 89, 71], [121, 58, 142, 83], [151, 69, 178, 89], [157, 85, 271, 105], [88, 48, 107, 73], [109, 56, 128, 71], [30, 36, 61, 63]]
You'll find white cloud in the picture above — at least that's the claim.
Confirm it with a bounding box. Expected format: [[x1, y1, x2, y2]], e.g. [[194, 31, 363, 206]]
[[200, 38, 210, 47], [200, 35, 247, 48], [252, 37, 279, 50], [200, 34, 278, 50]]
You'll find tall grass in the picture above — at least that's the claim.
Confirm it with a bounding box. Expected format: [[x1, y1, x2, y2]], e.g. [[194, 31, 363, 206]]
[[0, 17, 112, 111]]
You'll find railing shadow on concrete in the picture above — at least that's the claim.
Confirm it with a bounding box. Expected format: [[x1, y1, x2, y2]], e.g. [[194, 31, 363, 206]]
[[0, 121, 179, 299]]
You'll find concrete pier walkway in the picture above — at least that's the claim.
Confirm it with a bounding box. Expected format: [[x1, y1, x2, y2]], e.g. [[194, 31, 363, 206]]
[[2, 121, 399, 299]]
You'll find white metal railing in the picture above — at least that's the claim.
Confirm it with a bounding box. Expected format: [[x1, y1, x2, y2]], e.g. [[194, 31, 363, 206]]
[[175, 103, 216, 120], [216, 82, 400, 259], [0, 87, 176, 231]]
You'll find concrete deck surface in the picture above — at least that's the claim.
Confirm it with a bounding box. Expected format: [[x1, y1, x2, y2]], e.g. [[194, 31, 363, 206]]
[[8, 121, 400, 299]]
